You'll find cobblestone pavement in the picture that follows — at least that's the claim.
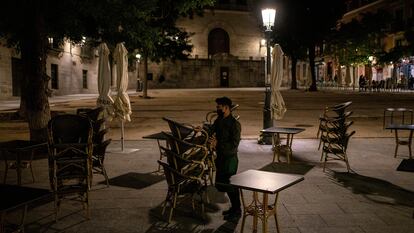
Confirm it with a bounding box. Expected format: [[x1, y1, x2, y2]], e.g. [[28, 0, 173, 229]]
[[1, 88, 414, 232]]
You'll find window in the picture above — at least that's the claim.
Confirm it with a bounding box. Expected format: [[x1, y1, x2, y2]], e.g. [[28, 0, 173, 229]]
[[208, 28, 230, 56], [82, 70, 88, 89], [51, 64, 58, 89]]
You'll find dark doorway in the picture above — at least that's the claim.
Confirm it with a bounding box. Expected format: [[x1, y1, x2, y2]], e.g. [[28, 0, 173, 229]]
[[11, 58, 23, 96], [220, 67, 229, 87], [208, 28, 230, 56]]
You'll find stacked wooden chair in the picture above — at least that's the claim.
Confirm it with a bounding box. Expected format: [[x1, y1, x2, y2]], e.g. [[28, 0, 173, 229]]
[[162, 117, 215, 182], [78, 107, 111, 186], [317, 101, 355, 172], [157, 160, 206, 223], [47, 114, 93, 220], [155, 118, 214, 222], [158, 133, 208, 222]]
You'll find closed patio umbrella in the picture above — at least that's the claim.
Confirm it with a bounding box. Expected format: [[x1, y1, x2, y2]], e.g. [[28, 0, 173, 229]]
[[97, 42, 114, 120], [112, 42, 136, 153], [270, 44, 287, 120]]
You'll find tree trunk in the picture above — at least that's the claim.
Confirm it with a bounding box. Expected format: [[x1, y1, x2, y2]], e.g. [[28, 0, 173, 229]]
[[20, 2, 50, 142], [142, 55, 148, 98], [290, 56, 298, 89], [308, 44, 318, 91]]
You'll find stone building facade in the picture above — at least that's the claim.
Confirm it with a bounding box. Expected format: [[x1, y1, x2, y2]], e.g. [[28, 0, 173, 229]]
[[1, 0, 308, 98], [144, 4, 267, 89], [0, 39, 99, 99]]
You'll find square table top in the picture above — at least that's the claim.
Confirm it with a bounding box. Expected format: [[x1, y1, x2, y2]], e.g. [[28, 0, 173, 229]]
[[0, 184, 51, 212], [386, 124, 414, 130], [0, 140, 47, 152], [230, 169, 304, 194], [261, 127, 305, 135]]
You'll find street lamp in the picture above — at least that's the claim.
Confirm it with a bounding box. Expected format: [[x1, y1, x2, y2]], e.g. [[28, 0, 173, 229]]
[[136, 53, 142, 92], [261, 7, 276, 144]]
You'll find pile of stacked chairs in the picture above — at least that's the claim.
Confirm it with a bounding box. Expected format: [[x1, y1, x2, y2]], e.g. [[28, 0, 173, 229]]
[[157, 117, 212, 222], [77, 107, 112, 186], [317, 101, 355, 172]]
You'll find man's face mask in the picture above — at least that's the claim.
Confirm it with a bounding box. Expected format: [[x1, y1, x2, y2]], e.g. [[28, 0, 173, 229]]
[[216, 106, 224, 117], [216, 108, 224, 117]]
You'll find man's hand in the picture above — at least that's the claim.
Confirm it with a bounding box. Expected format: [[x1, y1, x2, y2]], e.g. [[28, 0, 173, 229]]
[[208, 133, 217, 150]]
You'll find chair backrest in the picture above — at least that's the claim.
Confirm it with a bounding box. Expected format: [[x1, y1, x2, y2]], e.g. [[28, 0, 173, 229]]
[[47, 114, 93, 191], [94, 128, 109, 144], [158, 160, 182, 187], [93, 139, 112, 163], [205, 104, 240, 124], [78, 107, 104, 122], [162, 117, 194, 140], [163, 132, 194, 154], [333, 101, 352, 110], [48, 114, 93, 145], [343, 131, 356, 151]]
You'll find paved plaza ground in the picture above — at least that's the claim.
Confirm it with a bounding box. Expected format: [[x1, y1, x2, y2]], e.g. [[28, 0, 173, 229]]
[[1, 88, 414, 232]]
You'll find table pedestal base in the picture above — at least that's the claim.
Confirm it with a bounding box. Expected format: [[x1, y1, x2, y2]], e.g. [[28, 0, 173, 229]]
[[240, 190, 279, 233]]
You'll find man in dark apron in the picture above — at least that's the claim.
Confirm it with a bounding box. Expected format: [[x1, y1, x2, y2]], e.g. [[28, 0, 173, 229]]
[[210, 97, 241, 222]]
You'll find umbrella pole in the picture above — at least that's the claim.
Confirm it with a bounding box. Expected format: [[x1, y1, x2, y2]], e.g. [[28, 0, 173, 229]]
[[121, 120, 125, 151]]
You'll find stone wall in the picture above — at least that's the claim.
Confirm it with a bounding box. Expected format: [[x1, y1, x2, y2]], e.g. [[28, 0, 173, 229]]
[[136, 55, 265, 89], [176, 9, 265, 60], [0, 41, 99, 98]]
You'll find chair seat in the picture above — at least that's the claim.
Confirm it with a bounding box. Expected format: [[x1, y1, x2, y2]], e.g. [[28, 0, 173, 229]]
[[323, 146, 345, 155], [8, 161, 31, 169]]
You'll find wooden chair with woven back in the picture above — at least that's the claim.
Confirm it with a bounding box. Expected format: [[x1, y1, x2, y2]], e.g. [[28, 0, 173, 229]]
[[47, 114, 93, 221]]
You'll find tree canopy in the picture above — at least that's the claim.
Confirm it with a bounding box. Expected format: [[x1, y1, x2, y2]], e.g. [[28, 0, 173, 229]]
[[0, 0, 214, 141], [269, 0, 346, 91]]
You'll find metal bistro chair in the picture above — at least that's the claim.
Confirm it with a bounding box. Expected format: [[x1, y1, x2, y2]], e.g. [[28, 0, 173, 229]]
[[47, 114, 93, 221], [163, 132, 214, 185], [322, 131, 356, 172], [317, 111, 353, 140], [203, 104, 240, 131], [162, 117, 196, 142], [160, 146, 206, 183], [319, 121, 354, 160], [78, 108, 111, 186], [92, 139, 111, 186], [158, 160, 206, 223]]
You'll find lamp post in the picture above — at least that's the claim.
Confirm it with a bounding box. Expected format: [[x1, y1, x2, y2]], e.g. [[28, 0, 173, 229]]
[[136, 53, 141, 92], [261, 8, 276, 144]]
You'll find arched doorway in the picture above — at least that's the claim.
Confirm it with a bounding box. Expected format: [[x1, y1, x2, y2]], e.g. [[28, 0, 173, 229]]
[[208, 28, 230, 56]]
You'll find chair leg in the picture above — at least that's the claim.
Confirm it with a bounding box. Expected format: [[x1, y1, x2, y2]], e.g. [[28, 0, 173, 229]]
[[344, 153, 351, 172], [240, 214, 247, 233], [161, 192, 170, 215], [85, 192, 90, 219], [323, 153, 327, 172], [3, 164, 8, 184], [191, 195, 195, 211], [394, 130, 399, 158], [54, 196, 59, 222], [318, 139, 322, 150], [102, 165, 109, 187], [168, 193, 178, 223], [30, 163, 35, 183]]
